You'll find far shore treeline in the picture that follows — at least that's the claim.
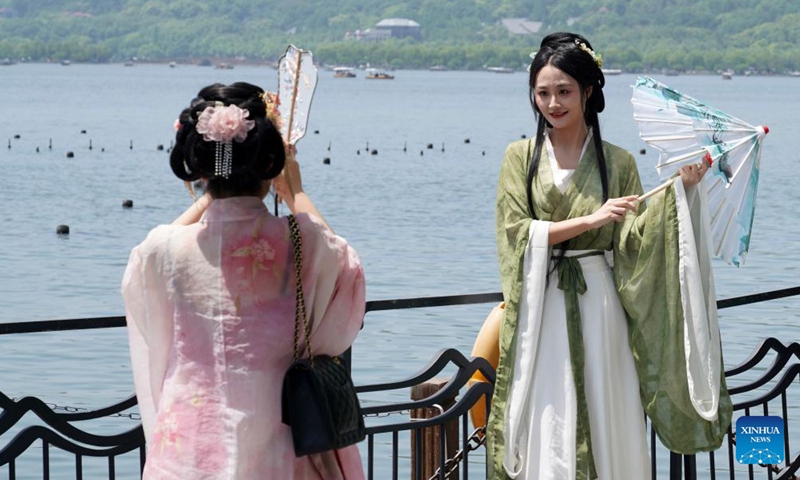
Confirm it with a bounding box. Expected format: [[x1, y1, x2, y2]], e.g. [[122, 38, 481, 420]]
[[1, 0, 800, 74]]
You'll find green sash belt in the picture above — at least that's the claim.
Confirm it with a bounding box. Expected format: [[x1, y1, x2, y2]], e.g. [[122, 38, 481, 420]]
[[555, 250, 604, 480]]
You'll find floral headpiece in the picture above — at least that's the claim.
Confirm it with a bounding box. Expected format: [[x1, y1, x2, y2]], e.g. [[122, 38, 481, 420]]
[[575, 40, 602, 68], [195, 102, 255, 179]]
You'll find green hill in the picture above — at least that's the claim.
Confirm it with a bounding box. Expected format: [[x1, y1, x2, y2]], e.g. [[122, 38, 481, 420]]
[[1, 0, 799, 72]]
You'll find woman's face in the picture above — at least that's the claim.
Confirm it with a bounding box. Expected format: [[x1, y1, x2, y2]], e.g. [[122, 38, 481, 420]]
[[533, 64, 591, 132]]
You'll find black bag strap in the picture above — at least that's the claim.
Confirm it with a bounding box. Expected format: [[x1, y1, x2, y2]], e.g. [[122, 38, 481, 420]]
[[288, 215, 314, 364]]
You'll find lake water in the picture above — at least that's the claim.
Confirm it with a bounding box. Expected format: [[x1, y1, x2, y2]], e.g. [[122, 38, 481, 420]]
[[1, 63, 800, 478]]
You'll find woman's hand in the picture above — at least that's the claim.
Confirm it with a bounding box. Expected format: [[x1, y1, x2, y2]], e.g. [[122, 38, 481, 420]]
[[547, 195, 638, 245], [678, 159, 709, 189], [587, 195, 639, 228]]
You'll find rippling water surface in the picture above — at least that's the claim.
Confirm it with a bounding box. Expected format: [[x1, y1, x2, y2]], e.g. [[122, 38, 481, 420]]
[[1, 64, 799, 478]]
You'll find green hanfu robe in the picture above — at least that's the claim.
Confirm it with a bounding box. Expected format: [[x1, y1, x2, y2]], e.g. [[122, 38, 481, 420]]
[[487, 138, 732, 479]]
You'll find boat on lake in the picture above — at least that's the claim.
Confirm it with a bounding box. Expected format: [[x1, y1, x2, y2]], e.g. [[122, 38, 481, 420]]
[[601, 68, 623, 75], [365, 68, 394, 80], [486, 66, 514, 74], [333, 67, 357, 78]]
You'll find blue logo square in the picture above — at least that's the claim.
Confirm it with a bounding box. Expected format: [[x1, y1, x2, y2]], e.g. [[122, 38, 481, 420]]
[[736, 416, 784, 465]]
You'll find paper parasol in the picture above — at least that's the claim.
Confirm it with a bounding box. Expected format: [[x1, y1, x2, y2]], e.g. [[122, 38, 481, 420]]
[[631, 76, 769, 266]]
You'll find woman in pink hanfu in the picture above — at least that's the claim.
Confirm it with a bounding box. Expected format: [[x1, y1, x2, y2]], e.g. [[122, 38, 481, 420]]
[[122, 82, 366, 479]]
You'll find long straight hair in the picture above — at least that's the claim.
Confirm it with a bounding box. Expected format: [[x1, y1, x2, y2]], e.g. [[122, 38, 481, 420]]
[[525, 33, 609, 218]]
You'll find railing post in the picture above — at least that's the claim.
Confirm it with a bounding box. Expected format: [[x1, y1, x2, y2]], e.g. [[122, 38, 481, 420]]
[[410, 378, 458, 480], [669, 451, 682, 480]]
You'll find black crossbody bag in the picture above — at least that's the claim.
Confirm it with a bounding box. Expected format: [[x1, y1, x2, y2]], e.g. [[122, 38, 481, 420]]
[[281, 214, 366, 456]]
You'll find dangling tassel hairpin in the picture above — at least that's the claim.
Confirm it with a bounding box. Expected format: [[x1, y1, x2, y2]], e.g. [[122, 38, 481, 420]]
[[214, 141, 234, 179]]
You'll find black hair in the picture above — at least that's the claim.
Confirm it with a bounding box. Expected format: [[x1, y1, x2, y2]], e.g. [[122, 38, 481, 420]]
[[525, 32, 609, 217], [169, 82, 285, 198]]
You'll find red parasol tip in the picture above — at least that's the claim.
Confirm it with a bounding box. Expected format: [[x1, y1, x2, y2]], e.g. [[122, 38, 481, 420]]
[[762, 125, 769, 135], [704, 151, 713, 167]]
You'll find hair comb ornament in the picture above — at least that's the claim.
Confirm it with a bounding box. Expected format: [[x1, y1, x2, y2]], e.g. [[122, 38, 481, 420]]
[[195, 102, 255, 179], [575, 40, 602, 68]]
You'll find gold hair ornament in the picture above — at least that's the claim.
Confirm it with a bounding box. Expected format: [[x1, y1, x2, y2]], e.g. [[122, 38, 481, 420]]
[[575, 40, 602, 68], [260, 91, 283, 132]]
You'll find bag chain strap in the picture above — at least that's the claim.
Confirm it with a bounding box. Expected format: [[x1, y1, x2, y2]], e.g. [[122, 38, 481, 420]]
[[288, 215, 314, 365]]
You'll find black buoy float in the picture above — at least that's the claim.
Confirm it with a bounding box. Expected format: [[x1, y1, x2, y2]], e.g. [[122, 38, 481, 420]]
[[441, 142, 445, 152], [370, 149, 377, 155], [36, 147, 40, 153], [403, 141, 407, 152], [56, 225, 70, 235], [521, 134, 527, 139], [157, 144, 164, 151], [639, 148, 646, 155], [323, 157, 331, 165], [89, 139, 92, 150], [129, 140, 133, 150], [314, 130, 320, 134], [7, 139, 10, 149], [420, 150, 424, 156], [482, 151, 486, 156], [49, 138, 52, 150], [464, 138, 471, 144], [426, 143, 433, 149], [13, 134, 20, 139], [66, 151, 74, 158], [356, 150, 360, 155], [101, 147, 105, 152], [80, 129, 87, 134], [327, 141, 331, 151], [122, 199, 133, 208]]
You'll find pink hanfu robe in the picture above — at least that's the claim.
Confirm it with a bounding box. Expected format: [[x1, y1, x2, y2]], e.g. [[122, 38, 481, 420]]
[[122, 196, 366, 479]]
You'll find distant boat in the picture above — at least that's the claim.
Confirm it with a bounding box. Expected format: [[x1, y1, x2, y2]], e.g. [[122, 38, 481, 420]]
[[124, 61, 134, 67], [722, 70, 734, 80], [365, 68, 394, 80], [333, 67, 356, 78], [601, 68, 622, 76], [0, 58, 14, 66], [169, 61, 177, 68], [429, 65, 448, 71], [61, 60, 71, 66], [486, 66, 514, 74], [216, 63, 234, 70]]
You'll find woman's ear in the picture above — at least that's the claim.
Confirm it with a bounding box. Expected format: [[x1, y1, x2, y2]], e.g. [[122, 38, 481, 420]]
[[586, 85, 593, 99]]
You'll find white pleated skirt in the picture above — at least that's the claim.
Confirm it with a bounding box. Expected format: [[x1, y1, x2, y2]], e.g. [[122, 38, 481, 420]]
[[519, 253, 650, 480]]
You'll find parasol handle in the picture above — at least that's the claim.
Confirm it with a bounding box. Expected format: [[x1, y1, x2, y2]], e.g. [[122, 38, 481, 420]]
[[638, 176, 677, 202], [638, 152, 713, 203]]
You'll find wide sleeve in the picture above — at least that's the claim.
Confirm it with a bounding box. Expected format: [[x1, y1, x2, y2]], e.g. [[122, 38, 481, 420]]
[[613, 157, 732, 454], [299, 214, 366, 357], [487, 141, 534, 479], [121, 229, 175, 443]]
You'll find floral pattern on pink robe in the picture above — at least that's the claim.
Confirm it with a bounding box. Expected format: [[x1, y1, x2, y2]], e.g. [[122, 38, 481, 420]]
[[122, 197, 366, 479]]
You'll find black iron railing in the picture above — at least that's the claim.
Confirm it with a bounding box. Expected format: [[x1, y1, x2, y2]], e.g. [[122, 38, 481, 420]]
[[2, 286, 800, 479]]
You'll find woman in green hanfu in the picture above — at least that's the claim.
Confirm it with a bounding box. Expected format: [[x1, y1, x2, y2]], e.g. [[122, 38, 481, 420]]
[[487, 32, 732, 480]]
